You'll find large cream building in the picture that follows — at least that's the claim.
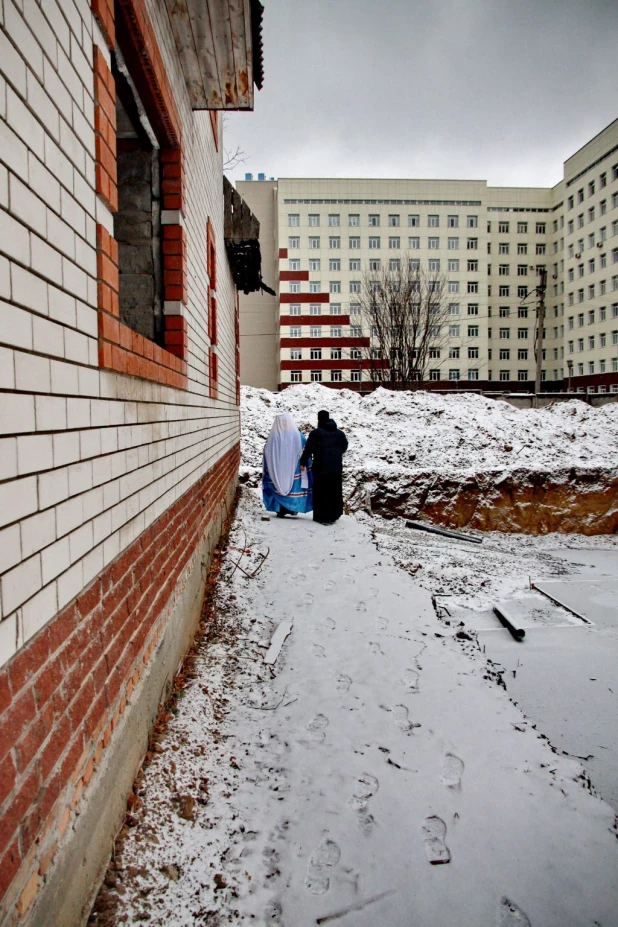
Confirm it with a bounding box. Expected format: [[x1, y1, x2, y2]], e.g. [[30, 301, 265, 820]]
[[238, 118, 618, 393]]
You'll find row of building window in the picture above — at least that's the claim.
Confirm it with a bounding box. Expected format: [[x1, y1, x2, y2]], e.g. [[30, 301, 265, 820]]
[[567, 360, 618, 374], [429, 370, 533, 381], [488, 221, 547, 235], [566, 250, 618, 280], [566, 196, 618, 232], [568, 332, 618, 351], [568, 278, 618, 304], [286, 302, 528, 319], [566, 223, 618, 254], [566, 165, 618, 210], [289, 361, 618, 383], [288, 214, 480, 228], [289, 257, 488, 272], [287, 236, 481, 250], [288, 279, 486, 295], [491, 243, 547, 255], [288, 215, 560, 235], [568, 304, 618, 327], [288, 258, 489, 273], [290, 348, 363, 360], [290, 370, 362, 382], [285, 324, 534, 339]]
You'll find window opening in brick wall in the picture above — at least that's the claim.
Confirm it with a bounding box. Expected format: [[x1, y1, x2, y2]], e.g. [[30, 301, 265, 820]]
[[113, 55, 164, 345]]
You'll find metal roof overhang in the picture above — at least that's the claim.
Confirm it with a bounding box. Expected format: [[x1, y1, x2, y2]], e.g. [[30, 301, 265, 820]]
[[165, 0, 264, 110]]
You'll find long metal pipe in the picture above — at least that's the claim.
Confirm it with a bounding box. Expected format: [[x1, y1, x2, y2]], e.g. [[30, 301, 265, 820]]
[[493, 604, 526, 641], [405, 520, 483, 544]]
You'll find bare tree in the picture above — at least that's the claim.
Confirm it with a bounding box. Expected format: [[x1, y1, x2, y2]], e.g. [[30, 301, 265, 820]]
[[221, 114, 248, 171], [358, 256, 452, 390]]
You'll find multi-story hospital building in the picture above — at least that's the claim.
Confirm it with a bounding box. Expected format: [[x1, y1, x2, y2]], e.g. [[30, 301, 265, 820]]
[[238, 117, 618, 393]]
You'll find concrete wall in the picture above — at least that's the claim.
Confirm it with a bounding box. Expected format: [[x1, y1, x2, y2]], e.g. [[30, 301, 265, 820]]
[[496, 392, 618, 409], [236, 180, 279, 390]]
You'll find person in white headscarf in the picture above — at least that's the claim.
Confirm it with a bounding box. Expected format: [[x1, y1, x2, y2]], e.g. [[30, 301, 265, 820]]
[[262, 413, 313, 517]]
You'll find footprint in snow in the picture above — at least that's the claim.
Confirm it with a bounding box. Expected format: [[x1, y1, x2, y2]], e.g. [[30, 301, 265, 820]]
[[356, 601, 367, 613], [369, 641, 383, 655], [393, 704, 421, 734], [322, 617, 336, 630], [351, 773, 379, 803], [349, 773, 379, 836], [298, 592, 314, 608], [263, 900, 283, 924], [324, 579, 336, 591], [305, 834, 341, 894], [377, 616, 389, 630], [336, 674, 352, 693], [442, 753, 464, 791], [497, 897, 532, 927], [403, 668, 420, 693], [307, 713, 329, 742], [312, 644, 326, 658], [422, 815, 451, 864]]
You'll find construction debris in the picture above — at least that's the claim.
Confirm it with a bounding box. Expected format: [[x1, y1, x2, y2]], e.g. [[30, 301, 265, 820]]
[[406, 520, 483, 544], [263, 621, 293, 665], [493, 604, 526, 641]]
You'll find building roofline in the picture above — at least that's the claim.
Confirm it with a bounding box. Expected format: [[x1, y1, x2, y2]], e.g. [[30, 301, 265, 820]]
[[275, 177, 487, 183], [564, 117, 618, 165]]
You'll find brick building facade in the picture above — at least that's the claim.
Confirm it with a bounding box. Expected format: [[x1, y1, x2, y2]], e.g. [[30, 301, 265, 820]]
[[238, 120, 618, 394], [0, 1, 263, 923]]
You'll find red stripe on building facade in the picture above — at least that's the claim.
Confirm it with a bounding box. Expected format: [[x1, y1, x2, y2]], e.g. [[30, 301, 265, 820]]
[[280, 293, 330, 303], [279, 315, 351, 325], [279, 271, 309, 281], [280, 337, 370, 348]]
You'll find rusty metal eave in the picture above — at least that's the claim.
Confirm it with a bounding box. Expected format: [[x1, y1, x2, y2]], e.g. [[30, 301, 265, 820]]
[[164, 0, 264, 111]]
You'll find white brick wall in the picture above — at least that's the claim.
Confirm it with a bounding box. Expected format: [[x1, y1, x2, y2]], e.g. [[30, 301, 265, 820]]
[[0, 0, 240, 666]]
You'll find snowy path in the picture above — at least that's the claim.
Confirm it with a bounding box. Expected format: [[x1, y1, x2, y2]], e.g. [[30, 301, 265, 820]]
[[91, 492, 618, 927]]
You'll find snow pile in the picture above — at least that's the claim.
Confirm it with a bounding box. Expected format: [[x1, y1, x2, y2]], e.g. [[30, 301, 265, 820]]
[[241, 384, 618, 477]]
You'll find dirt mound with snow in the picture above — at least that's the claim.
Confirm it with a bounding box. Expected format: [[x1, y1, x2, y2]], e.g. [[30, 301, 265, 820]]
[[241, 385, 618, 534]]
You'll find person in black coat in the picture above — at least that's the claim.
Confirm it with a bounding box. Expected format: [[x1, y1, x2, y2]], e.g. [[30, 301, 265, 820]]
[[299, 409, 348, 525]]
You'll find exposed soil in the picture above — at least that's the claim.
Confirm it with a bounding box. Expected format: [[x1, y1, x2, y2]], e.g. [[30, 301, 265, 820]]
[[360, 466, 618, 534]]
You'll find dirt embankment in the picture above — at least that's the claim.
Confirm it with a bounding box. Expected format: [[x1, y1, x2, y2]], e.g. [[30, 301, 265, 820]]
[[352, 467, 618, 535]]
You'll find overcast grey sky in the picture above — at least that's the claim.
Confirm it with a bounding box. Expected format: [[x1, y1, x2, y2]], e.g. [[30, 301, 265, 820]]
[[224, 0, 618, 188]]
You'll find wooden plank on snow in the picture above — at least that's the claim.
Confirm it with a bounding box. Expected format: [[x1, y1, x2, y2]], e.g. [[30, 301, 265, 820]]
[[263, 621, 293, 666]]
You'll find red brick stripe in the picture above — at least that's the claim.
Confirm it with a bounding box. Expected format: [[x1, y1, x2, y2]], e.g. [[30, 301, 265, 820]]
[[91, 0, 115, 49], [163, 225, 187, 303], [93, 46, 118, 213], [0, 444, 240, 913], [161, 149, 185, 213]]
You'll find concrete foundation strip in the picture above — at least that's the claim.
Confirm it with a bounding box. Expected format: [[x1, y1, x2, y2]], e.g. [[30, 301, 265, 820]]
[[531, 583, 593, 624]]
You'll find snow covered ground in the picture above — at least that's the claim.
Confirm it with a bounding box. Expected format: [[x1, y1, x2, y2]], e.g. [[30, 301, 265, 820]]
[[89, 493, 618, 927], [89, 386, 618, 926]]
